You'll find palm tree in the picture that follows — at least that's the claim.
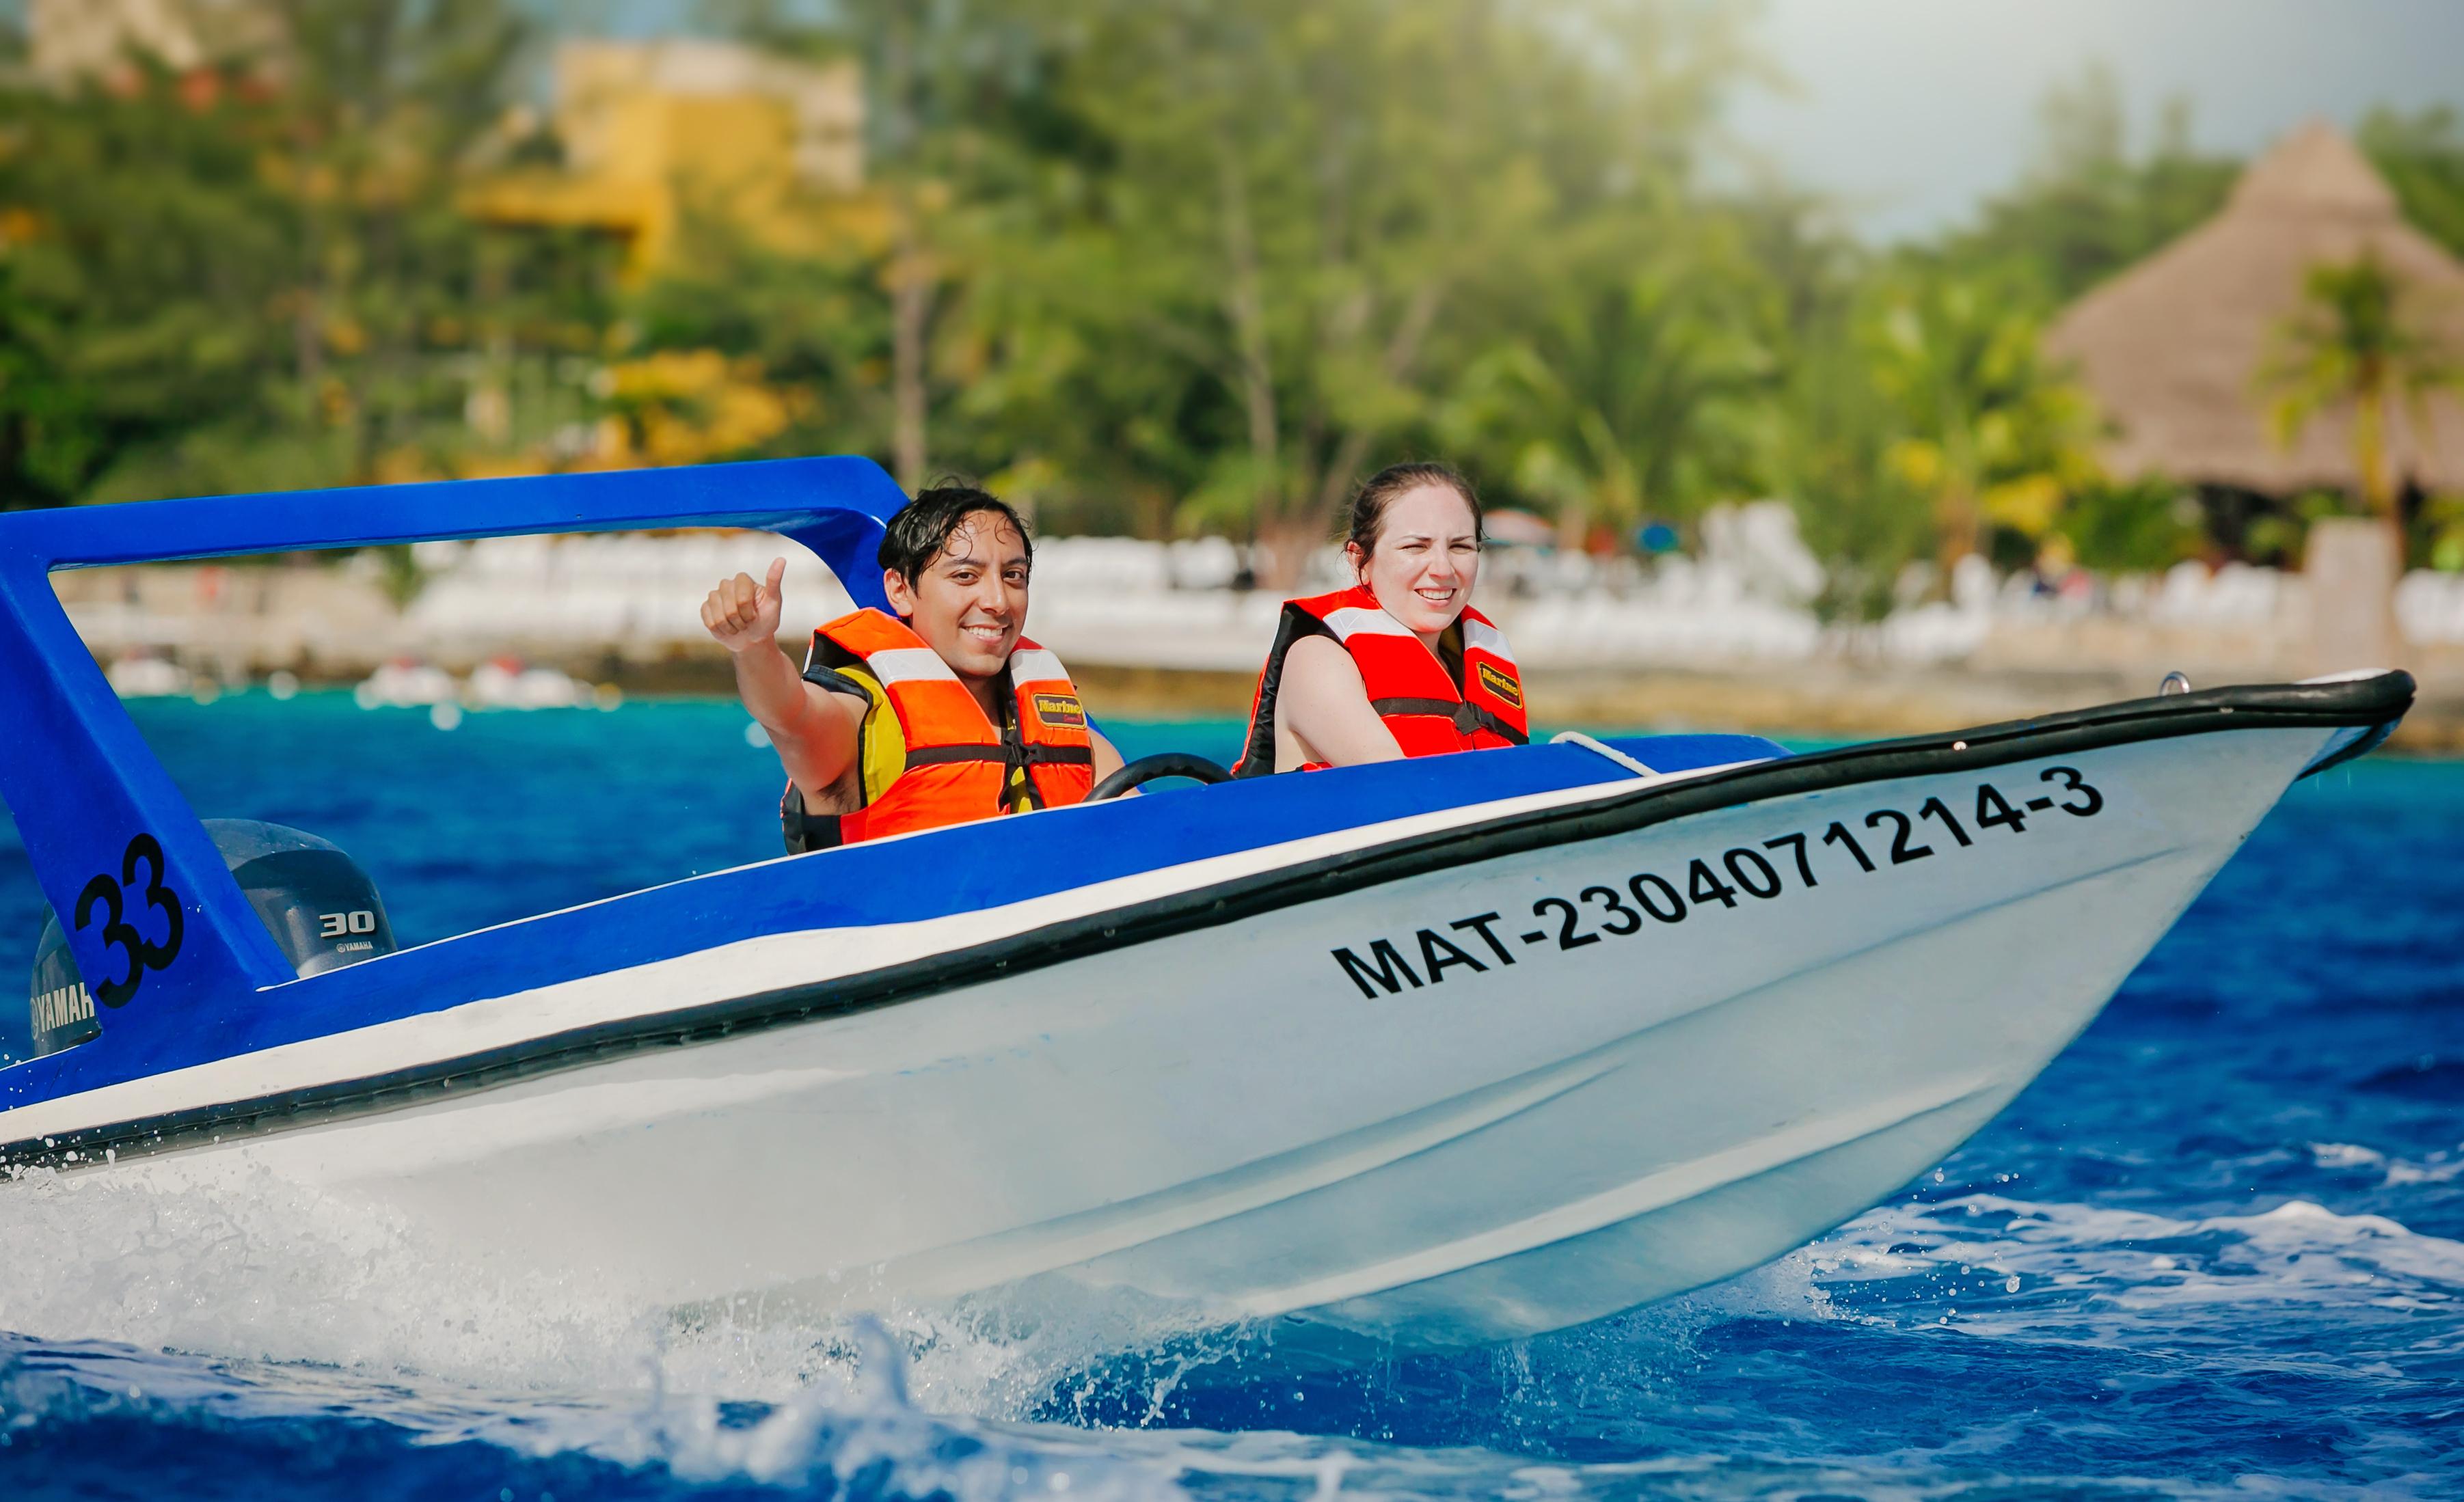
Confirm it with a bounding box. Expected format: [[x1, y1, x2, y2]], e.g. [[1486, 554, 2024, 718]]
[[1445, 245, 1773, 551], [1863, 273, 2100, 570], [2262, 247, 2456, 522]]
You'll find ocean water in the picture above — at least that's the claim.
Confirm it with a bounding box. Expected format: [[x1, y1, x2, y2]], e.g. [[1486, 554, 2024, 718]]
[[0, 692, 2457, 1500]]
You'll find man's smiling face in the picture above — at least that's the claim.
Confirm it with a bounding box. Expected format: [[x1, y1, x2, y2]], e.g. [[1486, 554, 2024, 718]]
[[883, 510, 1031, 682]]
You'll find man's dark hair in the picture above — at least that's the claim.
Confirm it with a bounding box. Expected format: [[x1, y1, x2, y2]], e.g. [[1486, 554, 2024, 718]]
[[879, 482, 1033, 586]]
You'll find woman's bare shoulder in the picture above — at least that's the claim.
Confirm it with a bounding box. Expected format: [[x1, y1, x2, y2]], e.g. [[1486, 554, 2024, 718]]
[[1283, 631, 1364, 685]]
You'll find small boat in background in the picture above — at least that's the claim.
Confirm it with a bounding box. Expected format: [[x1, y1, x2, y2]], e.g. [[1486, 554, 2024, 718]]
[[463, 655, 587, 711], [351, 658, 459, 710], [103, 653, 186, 699], [0, 458, 2414, 1355]]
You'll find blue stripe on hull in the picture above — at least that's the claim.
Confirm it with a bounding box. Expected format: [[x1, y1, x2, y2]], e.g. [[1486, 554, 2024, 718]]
[[0, 733, 1781, 1115]]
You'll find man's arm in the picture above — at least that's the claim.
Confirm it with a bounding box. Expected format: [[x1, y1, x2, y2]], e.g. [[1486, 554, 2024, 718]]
[[703, 558, 865, 802], [1089, 728, 1125, 784], [1277, 634, 1405, 768]]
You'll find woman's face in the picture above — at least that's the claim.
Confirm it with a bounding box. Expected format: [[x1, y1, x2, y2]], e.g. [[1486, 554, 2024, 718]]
[[1353, 484, 1481, 640]]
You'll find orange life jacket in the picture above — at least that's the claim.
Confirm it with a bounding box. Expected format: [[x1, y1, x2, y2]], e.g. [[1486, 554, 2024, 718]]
[[789, 609, 1095, 845], [1232, 585, 1528, 776]]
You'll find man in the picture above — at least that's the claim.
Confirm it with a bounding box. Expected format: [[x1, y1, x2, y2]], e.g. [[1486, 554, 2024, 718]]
[[703, 484, 1124, 848]]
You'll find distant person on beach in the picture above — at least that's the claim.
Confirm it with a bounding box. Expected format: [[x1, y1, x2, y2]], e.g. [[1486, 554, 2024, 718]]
[[703, 484, 1125, 849], [1232, 463, 1528, 775]]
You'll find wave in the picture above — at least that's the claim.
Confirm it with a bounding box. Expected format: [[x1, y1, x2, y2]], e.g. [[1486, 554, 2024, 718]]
[[10, 1325, 2346, 1502], [3, 1156, 2459, 1498], [0, 1156, 1251, 1425], [0, 1326, 1194, 1501]]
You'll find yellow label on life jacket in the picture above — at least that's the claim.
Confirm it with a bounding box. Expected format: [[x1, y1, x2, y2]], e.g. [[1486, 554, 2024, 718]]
[[1031, 692, 1087, 730], [1476, 661, 1522, 709]]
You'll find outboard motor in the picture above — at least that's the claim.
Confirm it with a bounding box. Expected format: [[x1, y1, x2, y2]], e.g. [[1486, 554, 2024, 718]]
[[25, 819, 397, 1059], [26, 912, 94, 1061]]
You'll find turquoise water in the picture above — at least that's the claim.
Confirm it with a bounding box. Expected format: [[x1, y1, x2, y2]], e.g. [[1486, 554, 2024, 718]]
[[1, 693, 2459, 1499]]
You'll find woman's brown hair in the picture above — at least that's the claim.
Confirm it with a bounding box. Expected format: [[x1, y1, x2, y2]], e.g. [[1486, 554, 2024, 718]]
[[1344, 463, 1484, 562]]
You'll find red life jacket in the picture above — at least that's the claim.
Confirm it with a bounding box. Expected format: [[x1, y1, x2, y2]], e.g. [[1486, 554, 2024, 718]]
[[1232, 585, 1528, 776], [787, 609, 1095, 845]]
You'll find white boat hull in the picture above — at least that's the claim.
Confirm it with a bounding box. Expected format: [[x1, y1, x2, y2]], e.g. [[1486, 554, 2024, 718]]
[[70, 722, 2337, 1351]]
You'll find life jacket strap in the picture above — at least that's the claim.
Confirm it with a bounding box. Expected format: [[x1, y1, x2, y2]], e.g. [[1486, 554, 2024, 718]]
[[1368, 696, 1527, 745], [1020, 743, 1096, 766], [780, 783, 844, 854], [899, 741, 1094, 769], [1474, 706, 1528, 745], [897, 743, 1014, 768]]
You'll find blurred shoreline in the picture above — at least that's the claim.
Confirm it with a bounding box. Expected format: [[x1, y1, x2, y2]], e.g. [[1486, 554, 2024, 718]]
[[57, 532, 2464, 752]]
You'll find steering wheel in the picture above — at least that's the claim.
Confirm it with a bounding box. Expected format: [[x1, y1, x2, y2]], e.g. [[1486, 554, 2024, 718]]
[[1088, 752, 1235, 801]]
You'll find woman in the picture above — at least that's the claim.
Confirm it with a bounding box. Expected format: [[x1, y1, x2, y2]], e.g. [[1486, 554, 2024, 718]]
[[1233, 463, 1528, 776]]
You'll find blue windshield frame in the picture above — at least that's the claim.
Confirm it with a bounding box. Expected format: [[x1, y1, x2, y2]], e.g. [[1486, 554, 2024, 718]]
[[0, 456, 908, 1023]]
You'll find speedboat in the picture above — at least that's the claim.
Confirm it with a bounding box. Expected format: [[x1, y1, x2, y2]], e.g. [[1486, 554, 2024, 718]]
[[0, 458, 2413, 1353]]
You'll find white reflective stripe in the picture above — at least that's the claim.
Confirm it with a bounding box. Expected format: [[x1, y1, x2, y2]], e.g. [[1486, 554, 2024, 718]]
[[1321, 606, 1414, 642], [1462, 617, 1516, 666], [1008, 648, 1070, 687], [0, 766, 1703, 1147], [863, 648, 960, 687]]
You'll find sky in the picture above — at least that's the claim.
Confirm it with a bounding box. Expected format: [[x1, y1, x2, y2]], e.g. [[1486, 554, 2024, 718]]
[[1730, 0, 2464, 241]]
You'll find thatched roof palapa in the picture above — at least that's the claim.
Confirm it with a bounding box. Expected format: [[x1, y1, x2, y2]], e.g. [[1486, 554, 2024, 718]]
[[2046, 120, 2464, 495]]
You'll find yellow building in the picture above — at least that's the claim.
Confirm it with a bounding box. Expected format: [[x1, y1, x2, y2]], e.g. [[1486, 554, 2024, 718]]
[[466, 38, 867, 280]]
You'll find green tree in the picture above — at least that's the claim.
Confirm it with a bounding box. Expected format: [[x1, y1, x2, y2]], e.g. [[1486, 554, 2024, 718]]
[[256, 0, 567, 488], [0, 0, 616, 508], [1444, 216, 1778, 548], [627, 205, 889, 461], [1942, 64, 2235, 303], [2360, 105, 2464, 260], [691, 0, 1098, 494], [0, 67, 300, 506], [1863, 269, 2101, 570], [628, 0, 1777, 551], [1025, 0, 1752, 579], [2260, 247, 2457, 523], [1743, 212, 1925, 618]]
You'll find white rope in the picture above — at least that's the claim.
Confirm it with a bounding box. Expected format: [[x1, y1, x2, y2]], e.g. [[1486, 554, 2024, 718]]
[[1550, 731, 1658, 778]]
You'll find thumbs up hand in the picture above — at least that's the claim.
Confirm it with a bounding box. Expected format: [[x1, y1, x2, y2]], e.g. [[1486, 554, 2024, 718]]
[[702, 556, 789, 655]]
